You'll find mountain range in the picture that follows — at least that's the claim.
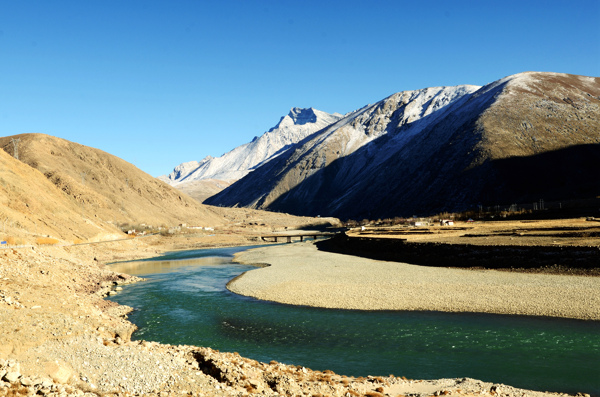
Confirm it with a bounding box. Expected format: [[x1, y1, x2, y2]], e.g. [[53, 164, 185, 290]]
[[4, 71, 594, 241], [203, 72, 600, 220]]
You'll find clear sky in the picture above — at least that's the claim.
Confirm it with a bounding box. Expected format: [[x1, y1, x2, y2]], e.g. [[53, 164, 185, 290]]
[[1, 0, 598, 177]]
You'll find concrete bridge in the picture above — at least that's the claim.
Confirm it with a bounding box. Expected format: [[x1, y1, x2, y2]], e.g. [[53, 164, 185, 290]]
[[260, 232, 335, 243]]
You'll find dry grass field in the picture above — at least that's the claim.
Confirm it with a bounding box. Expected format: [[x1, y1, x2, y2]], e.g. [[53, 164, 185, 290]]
[[348, 217, 600, 247]]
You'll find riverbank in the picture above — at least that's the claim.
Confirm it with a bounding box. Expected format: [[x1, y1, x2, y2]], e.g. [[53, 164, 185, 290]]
[[316, 233, 600, 275], [0, 231, 596, 396]]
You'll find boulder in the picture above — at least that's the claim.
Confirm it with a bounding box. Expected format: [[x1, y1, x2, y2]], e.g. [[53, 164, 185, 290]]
[[44, 361, 73, 384], [3, 371, 21, 383], [20, 376, 34, 386]]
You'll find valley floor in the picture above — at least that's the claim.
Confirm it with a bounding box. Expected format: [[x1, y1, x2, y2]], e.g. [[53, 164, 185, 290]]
[[0, 220, 598, 397]]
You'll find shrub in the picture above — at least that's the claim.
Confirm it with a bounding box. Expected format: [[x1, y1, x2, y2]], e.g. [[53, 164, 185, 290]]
[[36, 237, 59, 245], [319, 374, 332, 383]]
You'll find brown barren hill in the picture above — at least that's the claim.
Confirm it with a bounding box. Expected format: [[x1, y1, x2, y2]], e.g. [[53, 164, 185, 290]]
[[175, 178, 233, 203], [463, 73, 600, 203], [477, 73, 600, 159], [0, 143, 123, 243], [0, 133, 227, 243]]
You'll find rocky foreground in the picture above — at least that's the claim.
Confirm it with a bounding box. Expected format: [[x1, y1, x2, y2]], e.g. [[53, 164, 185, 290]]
[[0, 235, 594, 397]]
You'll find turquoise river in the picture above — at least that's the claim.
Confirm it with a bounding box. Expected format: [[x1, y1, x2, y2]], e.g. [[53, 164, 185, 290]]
[[108, 246, 600, 395]]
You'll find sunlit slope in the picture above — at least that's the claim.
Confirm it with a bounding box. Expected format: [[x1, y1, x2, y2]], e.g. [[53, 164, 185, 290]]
[[0, 143, 122, 242], [0, 133, 227, 241]]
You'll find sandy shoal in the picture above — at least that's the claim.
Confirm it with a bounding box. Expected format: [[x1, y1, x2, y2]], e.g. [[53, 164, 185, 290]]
[[231, 242, 600, 320]]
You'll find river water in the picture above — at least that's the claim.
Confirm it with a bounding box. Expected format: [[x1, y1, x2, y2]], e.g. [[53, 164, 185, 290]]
[[108, 246, 600, 395]]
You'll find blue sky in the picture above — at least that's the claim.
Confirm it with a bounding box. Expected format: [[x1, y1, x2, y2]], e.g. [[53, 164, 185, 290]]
[[1, 0, 598, 176]]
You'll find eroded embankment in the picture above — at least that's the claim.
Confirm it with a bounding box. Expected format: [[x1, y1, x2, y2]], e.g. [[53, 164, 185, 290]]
[[315, 233, 600, 275]]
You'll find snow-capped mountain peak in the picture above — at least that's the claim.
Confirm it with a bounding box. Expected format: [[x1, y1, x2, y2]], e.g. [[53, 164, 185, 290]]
[[159, 107, 343, 187], [272, 107, 341, 130]]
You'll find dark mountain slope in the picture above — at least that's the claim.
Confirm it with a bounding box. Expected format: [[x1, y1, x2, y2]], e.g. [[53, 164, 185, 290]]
[[206, 72, 600, 219]]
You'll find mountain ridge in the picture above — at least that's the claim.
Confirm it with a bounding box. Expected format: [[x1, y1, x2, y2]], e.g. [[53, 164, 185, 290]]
[[205, 72, 600, 219]]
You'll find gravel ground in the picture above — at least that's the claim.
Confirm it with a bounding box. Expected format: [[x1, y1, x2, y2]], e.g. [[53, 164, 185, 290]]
[[231, 242, 600, 320]]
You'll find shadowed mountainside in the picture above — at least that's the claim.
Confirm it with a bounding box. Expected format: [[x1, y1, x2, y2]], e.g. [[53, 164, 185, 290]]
[[206, 72, 600, 219]]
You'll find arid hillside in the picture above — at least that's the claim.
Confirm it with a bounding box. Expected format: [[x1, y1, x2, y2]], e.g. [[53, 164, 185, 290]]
[[0, 143, 124, 243], [0, 133, 229, 243], [0, 133, 337, 244], [174, 178, 233, 203]]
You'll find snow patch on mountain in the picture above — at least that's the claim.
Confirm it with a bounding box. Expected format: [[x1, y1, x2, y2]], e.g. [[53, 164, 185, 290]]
[[298, 84, 482, 169], [159, 107, 342, 185]]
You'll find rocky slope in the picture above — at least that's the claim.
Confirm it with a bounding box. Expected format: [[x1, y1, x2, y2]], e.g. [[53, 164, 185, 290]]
[[160, 108, 343, 201], [206, 72, 600, 220]]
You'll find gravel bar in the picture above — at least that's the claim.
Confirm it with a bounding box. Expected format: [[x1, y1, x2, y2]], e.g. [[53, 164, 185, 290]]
[[231, 242, 600, 320]]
